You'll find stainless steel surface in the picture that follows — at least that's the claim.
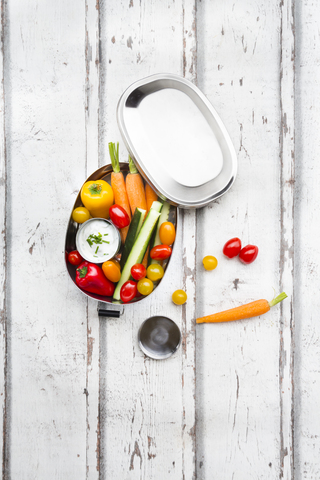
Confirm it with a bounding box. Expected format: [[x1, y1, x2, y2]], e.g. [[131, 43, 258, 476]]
[[64, 162, 178, 305], [138, 316, 181, 360], [117, 73, 237, 208], [75, 217, 121, 264]]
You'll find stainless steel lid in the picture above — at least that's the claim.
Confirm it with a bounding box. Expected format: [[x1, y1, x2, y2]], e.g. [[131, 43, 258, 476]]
[[117, 73, 237, 209]]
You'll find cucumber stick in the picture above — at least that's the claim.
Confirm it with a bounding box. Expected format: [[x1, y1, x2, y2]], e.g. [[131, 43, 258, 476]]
[[114, 201, 163, 300], [120, 207, 146, 269], [148, 201, 171, 266]]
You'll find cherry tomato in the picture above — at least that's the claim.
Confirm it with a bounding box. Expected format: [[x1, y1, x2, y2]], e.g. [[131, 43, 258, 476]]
[[120, 280, 137, 303], [137, 278, 154, 296], [223, 237, 242, 258], [110, 258, 121, 270], [239, 245, 259, 264], [109, 204, 130, 229], [131, 263, 147, 281], [150, 244, 172, 260], [72, 207, 91, 224], [147, 264, 164, 281], [203, 255, 218, 271], [68, 250, 83, 266], [172, 289, 187, 305], [159, 222, 176, 245], [102, 260, 121, 283]]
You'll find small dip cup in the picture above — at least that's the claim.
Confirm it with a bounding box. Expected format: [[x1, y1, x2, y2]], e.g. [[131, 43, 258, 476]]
[[138, 316, 181, 360], [76, 217, 121, 264]]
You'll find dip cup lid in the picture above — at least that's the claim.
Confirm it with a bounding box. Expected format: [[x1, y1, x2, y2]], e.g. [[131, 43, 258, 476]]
[[138, 316, 181, 360], [75, 218, 121, 264]]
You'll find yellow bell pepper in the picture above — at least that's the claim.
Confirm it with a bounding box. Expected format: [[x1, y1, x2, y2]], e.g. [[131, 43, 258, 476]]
[[80, 180, 114, 218]]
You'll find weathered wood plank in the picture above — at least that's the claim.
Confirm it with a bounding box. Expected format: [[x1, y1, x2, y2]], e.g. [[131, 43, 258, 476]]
[[279, 0, 295, 478], [85, 0, 101, 478], [7, 1, 88, 477], [294, 0, 320, 478], [99, 0, 197, 478], [0, 0, 8, 476], [196, 1, 283, 477]]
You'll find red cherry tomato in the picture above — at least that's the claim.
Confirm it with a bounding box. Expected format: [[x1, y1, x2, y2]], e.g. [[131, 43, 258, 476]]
[[68, 250, 83, 266], [223, 237, 242, 258], [109, 204, 130, 229], [239, 245, 259, 264], [131, 263, 146, 281], [120, 280, 137, 303], [150, 244, 172, 260]]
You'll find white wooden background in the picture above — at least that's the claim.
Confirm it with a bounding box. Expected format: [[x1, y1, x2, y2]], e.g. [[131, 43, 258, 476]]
[[0, 0, 319, 478]]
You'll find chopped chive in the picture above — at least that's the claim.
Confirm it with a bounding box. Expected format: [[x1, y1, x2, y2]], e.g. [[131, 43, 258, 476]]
[[104, 234, 108, 236], [95, 246, 99, 254], [87, 239, 93, 247], [102, 240, 110, 244]]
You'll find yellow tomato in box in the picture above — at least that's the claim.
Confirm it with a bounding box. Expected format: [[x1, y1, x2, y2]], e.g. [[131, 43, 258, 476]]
[[81, 180, 114, 218]]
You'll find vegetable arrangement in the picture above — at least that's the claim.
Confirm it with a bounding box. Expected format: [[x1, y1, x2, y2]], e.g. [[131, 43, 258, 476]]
[[67, 144, 176, 304]]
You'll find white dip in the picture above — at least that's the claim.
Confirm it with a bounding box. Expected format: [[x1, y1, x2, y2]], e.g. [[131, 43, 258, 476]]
[[76, 219, 120, 263]]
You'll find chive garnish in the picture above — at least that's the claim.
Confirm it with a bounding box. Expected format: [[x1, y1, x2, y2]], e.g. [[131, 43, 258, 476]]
[[95, 246, 99, 254]]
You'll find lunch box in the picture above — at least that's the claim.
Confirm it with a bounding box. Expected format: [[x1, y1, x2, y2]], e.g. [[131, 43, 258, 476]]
[[65, 73, 237, 312]]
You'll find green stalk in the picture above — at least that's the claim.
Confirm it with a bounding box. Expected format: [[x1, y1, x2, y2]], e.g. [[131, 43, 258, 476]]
[[108, 142, 120, 173], [128, 155, 138, 174], [269, 292, 287, 308]]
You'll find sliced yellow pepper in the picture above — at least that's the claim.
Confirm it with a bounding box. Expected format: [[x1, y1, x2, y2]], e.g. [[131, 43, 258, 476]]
[[81, 180, 114, 218]]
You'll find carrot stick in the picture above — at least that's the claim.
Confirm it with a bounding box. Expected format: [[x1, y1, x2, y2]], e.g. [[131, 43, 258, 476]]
[[109, 142, 131, 243], [145, 183, 158, 212], [126, 156, 147, 215], [196, 292, 287, 324]]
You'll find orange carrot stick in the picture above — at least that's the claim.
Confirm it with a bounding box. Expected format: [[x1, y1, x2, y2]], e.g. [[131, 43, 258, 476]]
[[145, 183, 158, 212], [109, 142, 131, 243], [196, 292, 287, 324], [126, 156, 147, 215]]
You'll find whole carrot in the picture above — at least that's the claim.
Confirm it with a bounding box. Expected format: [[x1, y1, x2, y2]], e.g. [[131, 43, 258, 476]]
[[109, 142, 131, 243], [196, 292, 287, 324], [126, 156, 147, 215], [145, 183, 158, 212]]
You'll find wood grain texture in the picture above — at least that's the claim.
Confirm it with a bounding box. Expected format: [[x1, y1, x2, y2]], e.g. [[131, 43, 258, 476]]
[[85, 0, 101, 478], [279, 0, 295, 478], [0, 0, 8, 476], [5, 1, 88, 477], [294, 0, 320, 478], [196, 1, 283, 478], [99, 1, 197, 478]]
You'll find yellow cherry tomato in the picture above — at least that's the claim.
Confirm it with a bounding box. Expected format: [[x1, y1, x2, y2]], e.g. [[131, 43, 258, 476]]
[[203, 255, 218, 271], [147, 264, 164, 282], [102, 261, 121, 283], [159, 222, 176, 245], [172, 289, 187, 305], [137, 278, 154, 296], [72, 206, 91, 224], [81, 180, 114, 219]]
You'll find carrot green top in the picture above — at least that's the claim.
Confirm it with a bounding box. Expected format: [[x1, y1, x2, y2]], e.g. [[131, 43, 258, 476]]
[[128, 155, 139, 174], [269, 292, 287, 308], [108, 142, 120, 173]]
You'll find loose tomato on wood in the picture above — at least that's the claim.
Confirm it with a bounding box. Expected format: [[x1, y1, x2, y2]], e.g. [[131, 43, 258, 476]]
[[159, 222, 176, 245], [172, 290, 187, 305], [109, 204, 130, 229], [68, 250, 83, 266], [203, 255, 218, 271], [120, 280, 137, 303], [239, 245, 259, 264], [150, 244, 172, 260], [131, 263, 146, 281], [223, 237, 242, 258]]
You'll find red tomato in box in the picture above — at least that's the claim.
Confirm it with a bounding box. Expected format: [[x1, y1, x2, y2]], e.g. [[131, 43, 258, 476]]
[[120, 280, 137, 303], [109, 204, 130, 229], [68, 250, 83, 266], [150, 245, 172, 260], [131, 264, 146, 281]]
